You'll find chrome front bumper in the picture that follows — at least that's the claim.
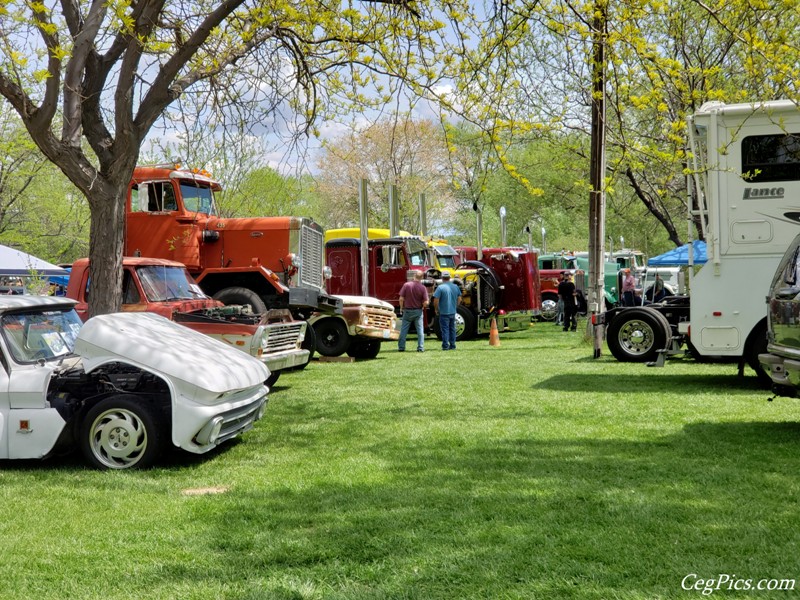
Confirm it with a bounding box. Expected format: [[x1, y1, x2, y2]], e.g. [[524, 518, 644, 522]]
[[262, 348, 310, 373]]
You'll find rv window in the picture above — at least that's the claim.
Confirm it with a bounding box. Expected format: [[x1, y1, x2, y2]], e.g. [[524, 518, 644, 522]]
[[742, 133, 800, 182]]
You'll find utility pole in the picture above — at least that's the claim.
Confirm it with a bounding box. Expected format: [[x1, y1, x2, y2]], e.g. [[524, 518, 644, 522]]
[[588, 0, 608, 358]]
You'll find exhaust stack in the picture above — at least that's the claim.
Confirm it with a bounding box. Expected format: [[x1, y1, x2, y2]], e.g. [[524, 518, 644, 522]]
[[499, 206, 507, 247], [389, 184, 400, 237], [418, 193, 427, 238], [359, 179, 370, 297], [473, 202, 483, 261]]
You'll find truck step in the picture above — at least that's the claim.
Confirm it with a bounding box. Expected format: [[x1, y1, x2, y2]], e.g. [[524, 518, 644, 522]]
[[646, 337, 683, 368]]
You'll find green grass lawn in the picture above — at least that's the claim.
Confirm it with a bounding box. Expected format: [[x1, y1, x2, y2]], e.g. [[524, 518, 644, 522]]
[[2, 321, 799, 599]]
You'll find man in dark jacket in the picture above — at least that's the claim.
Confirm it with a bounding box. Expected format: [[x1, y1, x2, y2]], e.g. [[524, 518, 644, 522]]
[[557, 271, 578, 332]]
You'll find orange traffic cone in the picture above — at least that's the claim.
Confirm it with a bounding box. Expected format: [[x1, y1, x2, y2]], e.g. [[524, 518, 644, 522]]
[[489, 317, 501, 347]]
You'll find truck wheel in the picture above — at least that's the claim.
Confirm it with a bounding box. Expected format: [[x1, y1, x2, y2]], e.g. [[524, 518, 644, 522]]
[[347, 340, 382, 359], [266, 371, 280, 387], [455, 305, 476, 340], [539, 293, 558, 321], [745, 319, 770, 387], [313, 318, 350, 357], [213, 287, 267, 314], [80, 395, 164, 470], [606, 307, 670, 362]]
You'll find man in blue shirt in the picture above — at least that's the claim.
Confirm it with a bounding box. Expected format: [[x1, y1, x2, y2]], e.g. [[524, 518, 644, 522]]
[[433, 272, 462, 351]]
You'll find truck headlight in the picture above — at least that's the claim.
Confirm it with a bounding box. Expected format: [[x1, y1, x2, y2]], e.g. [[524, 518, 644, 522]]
[[285, 253, 302, 268], [196, 416, 225, 446], [323, 266, 332, 280], [361, 311, 370, 325]]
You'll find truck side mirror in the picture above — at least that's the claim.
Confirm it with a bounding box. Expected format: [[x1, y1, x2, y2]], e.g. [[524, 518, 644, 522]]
[[136, 183, 150, 212], [381, 246, 399, 266]]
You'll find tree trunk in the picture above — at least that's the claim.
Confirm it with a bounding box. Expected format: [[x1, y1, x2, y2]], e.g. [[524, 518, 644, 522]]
[[625, 167, 684, 247], [87, 181, 126, 317]]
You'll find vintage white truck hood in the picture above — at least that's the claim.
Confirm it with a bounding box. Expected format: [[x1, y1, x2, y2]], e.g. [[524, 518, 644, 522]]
[[75, 312, 270, 394], [334, 294, 395, 311]]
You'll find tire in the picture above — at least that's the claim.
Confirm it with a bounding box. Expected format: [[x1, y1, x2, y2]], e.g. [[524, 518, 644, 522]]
[[539, 293, 558, 321], [346, 340, 382, 359], [296, 324, 315, 368], [455, 304, 476, 341], [745, 319, 770, 387], [606, 307, 671, 362], [456, 260, 504, 311], [433, 306, 475, 341], [80, 395, 164, 470], [212, 286, 267, 314], [313, 318, 351, 357], [266, 371, 280, 387]]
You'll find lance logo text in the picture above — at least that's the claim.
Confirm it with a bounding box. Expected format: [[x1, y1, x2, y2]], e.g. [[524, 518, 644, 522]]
[[743, 187, 785, 199]]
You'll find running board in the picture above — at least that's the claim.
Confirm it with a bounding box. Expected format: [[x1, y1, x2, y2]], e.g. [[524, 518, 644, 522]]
[[646, 337, 683, 367]]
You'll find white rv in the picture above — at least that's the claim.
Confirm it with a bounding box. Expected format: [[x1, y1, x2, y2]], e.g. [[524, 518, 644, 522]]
[[598, 100, 800, 382]]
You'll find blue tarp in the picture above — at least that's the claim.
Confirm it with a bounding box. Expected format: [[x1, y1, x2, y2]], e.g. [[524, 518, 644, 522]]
[[648, 240, 707, 266]]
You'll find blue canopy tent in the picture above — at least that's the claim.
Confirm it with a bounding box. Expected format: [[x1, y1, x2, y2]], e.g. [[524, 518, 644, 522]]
[[647, 240, 707, 266], [0, 244, 69, 295], [0, 244, 68, 276]]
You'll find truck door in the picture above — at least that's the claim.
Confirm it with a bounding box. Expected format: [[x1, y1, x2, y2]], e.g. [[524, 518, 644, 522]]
[[370, 245, 408, 307], [125, 181, 200, 268], [326, 247, 360, 296]]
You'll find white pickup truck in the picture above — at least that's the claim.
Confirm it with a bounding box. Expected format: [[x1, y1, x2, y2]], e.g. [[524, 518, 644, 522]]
[[0, 295, 269, 469]]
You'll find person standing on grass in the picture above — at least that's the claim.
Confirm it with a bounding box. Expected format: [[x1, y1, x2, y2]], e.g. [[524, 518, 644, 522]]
[[622, 268, 636, 306], [398, 270, 429, 352], [558, 271, 578, 332], [433, 271, 462, 351]]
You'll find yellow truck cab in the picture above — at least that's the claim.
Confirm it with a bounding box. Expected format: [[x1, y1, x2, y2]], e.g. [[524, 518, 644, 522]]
[[325, 228, 469, 277]]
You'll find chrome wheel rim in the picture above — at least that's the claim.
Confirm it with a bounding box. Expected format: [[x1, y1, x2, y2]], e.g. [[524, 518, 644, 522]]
[[89, 408, 148, 469], [618, 319, 655, 356], [540, 299, 558, 321]]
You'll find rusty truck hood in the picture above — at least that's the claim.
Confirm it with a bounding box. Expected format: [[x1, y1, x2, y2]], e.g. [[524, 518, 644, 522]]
[[334, 295, 395, 311]]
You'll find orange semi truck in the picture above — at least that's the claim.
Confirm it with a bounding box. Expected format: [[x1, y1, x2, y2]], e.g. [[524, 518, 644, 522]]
[[123, 165, 342, 352]]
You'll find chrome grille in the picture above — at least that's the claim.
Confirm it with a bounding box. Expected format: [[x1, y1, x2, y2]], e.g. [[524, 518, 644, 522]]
[[300, 224, 323, 289], [264, 321, 306, 353], [574, 272, 587, 293], [216, 392, 267, 443], [365, 311, 394, 329]]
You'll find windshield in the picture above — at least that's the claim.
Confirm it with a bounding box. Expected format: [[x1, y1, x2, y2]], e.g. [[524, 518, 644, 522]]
[[180, 181, 217, 215], [137, 266, 206, 302], [1, 308, 83, 363], [438, 255, 457, 268], [433, 245, 458, 268]]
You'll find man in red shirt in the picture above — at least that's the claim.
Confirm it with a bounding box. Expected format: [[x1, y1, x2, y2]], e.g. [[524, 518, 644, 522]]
[[398, 271, 429, 352]]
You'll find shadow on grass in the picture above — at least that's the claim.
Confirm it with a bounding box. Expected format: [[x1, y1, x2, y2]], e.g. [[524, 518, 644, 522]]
[[166, 420, 800, 600], [534, 372, 768, 394]]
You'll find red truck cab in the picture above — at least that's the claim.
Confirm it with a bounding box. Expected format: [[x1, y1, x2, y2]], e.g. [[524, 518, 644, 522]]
[[326, 237, 539, 340]]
